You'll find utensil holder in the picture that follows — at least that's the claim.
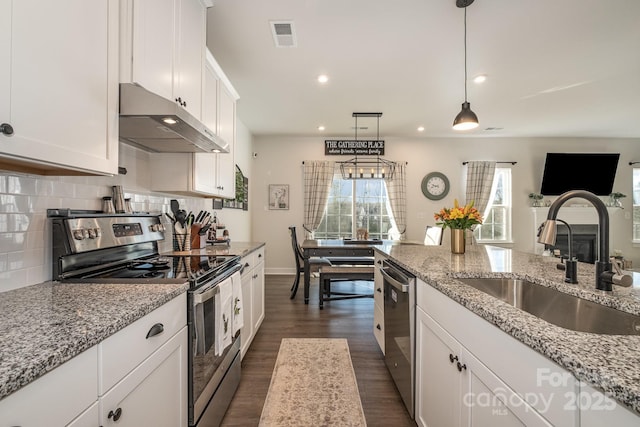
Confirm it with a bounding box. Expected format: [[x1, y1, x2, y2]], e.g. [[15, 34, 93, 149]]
[[173, 230, 191, 252], [112, 185, 126, 213]]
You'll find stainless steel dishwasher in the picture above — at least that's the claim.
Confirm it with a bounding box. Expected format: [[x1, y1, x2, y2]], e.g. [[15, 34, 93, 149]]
[[380, 259, 416, 418]]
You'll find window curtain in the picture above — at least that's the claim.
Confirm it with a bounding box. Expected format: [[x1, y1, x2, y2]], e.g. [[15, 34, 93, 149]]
[[302, 160, 335, 238], [384, 162, 407, 239], [465, 161, 497, 226]]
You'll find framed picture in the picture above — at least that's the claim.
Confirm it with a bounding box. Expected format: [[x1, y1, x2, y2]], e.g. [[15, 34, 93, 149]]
[[269, 184, 289, 210]]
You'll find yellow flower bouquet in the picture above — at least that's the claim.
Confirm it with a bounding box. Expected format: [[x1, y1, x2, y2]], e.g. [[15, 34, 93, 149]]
[[434, 199, 483, 230]]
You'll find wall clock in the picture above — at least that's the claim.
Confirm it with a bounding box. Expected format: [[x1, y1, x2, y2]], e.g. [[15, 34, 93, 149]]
[[421, 172, 450, 200]]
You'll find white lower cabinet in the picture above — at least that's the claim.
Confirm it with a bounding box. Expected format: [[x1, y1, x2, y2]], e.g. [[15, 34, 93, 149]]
[[100, 327, 188, 427], [67, 402, 99, 427], [239, 246, 265, 358], [0, 294, 187, 427], [416, 279, 577, 427], [0, 346, 98, 426], [99, 293, 187, 427], [373, 252, 386, 353]]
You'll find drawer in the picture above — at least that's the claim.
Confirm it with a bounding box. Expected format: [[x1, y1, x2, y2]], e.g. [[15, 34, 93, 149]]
[[99, 293, 186, 394], [308, 248, 374, 257], [241, 246, 265, 274], [374, 278, 384, 308], [0, 346, 98, 426]]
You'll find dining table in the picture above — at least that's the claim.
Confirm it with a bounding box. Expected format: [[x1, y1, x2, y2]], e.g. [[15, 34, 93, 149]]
[[300, 239, 393, 303]]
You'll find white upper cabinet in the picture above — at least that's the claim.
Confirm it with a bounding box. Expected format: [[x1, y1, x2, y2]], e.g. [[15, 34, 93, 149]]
[[123, 0, 205, 120], [0, 0, 119, 175], [197, 49, 238, 199]]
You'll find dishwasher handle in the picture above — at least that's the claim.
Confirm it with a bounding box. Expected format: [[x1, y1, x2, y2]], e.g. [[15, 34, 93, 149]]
[[379, 265, 410, 293]]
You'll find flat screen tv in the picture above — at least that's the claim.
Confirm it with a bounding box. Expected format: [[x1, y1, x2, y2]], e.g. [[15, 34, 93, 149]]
[[540, 153, 620, 196]]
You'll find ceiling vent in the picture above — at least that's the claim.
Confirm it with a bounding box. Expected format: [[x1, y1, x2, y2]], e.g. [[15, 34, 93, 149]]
[[270, 21, 297, 47]]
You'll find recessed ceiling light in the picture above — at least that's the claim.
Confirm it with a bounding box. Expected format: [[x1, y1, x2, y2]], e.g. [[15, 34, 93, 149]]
[[473, 74, 487, 84], [318, 125, 325, 131], [317, 74, 329, 84], [417, 126, 425, 132]]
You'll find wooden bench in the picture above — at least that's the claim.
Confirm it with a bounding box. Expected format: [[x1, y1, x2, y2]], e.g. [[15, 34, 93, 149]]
[[318, 265, 375, 309]]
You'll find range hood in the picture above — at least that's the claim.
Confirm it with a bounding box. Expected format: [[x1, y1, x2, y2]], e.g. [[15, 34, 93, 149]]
[[118, 83, 229, 153]]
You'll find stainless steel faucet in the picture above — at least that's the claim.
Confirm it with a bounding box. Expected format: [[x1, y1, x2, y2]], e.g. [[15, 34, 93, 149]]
[[537, 190, 628, 291]]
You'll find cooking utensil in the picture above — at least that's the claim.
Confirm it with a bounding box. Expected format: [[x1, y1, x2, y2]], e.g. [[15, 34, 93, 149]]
[[175, 209, 187, 227], [195, 210, 204, 223], [170, 199, 179, 216], [165, 212, 175, 223]]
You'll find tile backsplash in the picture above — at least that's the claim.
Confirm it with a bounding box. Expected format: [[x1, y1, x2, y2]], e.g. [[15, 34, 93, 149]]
[[0, 145, 213, 292]]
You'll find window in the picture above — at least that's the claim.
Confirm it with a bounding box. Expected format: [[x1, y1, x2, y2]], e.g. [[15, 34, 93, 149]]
[[475, 168, 512, 243], [633, 168, 640, 241], [314, 173, 396, 240]]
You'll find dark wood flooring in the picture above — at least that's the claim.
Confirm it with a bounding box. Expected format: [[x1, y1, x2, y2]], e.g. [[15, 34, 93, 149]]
[[221, 274, 416, 427]]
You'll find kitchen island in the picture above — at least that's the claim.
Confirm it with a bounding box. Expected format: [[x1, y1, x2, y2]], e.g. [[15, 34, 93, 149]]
[[375, 242, 640, 421]]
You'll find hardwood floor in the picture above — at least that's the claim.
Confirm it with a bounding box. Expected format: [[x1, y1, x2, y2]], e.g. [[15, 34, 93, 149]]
[[221, 274, 416, 427]]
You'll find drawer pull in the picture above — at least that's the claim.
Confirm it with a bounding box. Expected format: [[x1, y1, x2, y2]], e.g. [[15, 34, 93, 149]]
[[376, 324, 382, 330], [108, 407, 123, 421], [449, 353, 458, 363], [146, 323, 164, 339], [376, 287, 382, 293], [457, 361, 467, 372]]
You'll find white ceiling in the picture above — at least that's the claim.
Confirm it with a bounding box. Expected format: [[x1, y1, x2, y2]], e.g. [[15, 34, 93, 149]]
[[205, 0, 640, 139]]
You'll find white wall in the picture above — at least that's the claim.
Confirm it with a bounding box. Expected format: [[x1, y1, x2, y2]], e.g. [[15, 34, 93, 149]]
[[250, 135, 640, 275], [0, 120, 253, 292]]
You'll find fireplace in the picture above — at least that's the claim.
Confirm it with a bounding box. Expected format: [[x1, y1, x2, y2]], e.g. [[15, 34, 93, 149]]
[[549, 224, 598, 264]]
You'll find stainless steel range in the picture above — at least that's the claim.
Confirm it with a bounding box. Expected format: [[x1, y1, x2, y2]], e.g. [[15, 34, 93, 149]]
[[49, 209, 243, 427]]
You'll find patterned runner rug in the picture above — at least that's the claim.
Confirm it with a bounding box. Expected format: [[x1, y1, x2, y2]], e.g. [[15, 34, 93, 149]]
[[259, 338, 367, 426]]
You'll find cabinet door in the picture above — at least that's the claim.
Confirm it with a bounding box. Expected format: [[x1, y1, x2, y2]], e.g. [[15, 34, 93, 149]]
[[415, 307, 462, 427], [130, 0, 175, 101], [240, 268, 253, 358], [251, 260, 265, 332], [214, 83, 236, 198], [67, 401, 99, 427], [1, 0, 118, 175], [373, 252, 385, 352], [460, 348, 551, 427], [100, 327, 188, 427], [175, 0, 204, 119]]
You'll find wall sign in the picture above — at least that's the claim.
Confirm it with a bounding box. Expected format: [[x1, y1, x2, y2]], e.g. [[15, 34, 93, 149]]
[[325, 140, 385, 155]]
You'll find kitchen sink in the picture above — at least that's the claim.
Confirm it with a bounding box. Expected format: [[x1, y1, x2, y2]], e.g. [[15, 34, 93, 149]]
[[456, 278, 640, 335]]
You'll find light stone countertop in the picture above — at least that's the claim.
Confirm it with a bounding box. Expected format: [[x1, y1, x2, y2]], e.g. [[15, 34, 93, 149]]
[[162, 241, 266, 258], [376, 242, 640, 415], [0, 280, 188, 401]]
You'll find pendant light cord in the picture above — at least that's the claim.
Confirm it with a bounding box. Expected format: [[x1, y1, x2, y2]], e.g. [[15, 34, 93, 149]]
[[463, 7, 468, 103]]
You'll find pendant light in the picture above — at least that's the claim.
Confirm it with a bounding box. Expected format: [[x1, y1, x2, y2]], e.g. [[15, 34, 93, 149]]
[[452, 0, 479, 131]]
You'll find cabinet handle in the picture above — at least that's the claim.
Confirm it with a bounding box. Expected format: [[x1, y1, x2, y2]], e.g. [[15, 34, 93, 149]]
[[376, 324, 382, 330], [258, 253, 262, 258], [0, 123, 14, 135], [182, 100, 187, 107], [376, 287, 382, 293], [145, 323, 164, 339], [449, 353, 458, 363], [108, 407, 123, 421], [457, 361, 467, 372]]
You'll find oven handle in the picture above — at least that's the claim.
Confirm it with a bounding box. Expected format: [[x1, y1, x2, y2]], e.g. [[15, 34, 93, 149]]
[[379, 265, 409, 293], [193, 284, 219, 305]]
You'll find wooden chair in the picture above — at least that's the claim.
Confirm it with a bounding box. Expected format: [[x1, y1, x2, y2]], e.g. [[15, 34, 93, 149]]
[[289, 226, 332, 299]]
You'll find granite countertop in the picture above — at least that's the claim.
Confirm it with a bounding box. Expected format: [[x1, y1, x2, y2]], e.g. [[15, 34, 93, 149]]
[[162, 241, 265, 258], [0, 280, 189, 401], [376, 242, 640, 415]]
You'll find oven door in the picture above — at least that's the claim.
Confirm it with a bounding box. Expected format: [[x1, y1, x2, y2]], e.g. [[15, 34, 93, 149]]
[[189, 271, 241, 426]]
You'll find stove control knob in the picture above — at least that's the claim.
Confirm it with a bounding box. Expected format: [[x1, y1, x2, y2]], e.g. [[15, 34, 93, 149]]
[[88, 229, 96, 239], [73, 229, 84, 240], [150, 224, 158, 232], [82, 229, 90, 239], [95, 228, 102, 238]]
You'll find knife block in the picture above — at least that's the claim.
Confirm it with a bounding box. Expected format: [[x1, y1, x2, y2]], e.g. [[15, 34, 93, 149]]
[[190, 225, 206, 250]]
